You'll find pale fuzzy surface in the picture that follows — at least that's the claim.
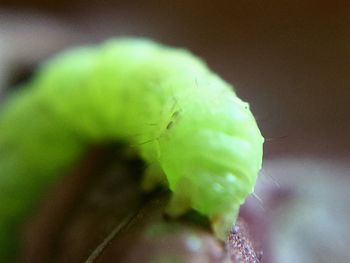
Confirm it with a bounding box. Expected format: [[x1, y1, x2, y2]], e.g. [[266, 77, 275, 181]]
[[263, 158, 350, 263], [0, 38, 263, 261]]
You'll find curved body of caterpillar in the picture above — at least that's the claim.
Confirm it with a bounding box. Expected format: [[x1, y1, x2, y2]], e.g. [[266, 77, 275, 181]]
[[0, 38, 263, 261]]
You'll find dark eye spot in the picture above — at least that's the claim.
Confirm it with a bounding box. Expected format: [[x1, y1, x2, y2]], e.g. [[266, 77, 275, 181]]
[[172, 111, 180, 119], [166, 110, 180, 130], [166, 121, 174, 130]]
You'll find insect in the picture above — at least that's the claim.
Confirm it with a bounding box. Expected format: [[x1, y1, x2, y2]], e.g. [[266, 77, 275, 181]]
[[0, 38, 264, 261]]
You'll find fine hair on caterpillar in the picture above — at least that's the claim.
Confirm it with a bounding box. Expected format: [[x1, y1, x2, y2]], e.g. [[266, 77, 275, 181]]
[[0, 37, 264, 261], [135, 95, 183, 146]]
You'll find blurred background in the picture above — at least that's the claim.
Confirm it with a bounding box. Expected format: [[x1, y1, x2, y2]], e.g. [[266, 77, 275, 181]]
[[1, 1, 349, 262]]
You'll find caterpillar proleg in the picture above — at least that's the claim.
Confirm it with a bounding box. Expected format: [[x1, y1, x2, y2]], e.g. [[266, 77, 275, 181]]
[[0, 38, 264, 261]]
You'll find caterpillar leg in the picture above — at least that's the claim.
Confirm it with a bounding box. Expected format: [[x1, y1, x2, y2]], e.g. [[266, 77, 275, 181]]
[[210, 206, 239, 241], [141, 163, 168, 192], [165, 192, 191, 218]]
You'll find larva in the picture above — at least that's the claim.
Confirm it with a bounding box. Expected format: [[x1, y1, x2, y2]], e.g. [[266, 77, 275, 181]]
[[0, 38, 264, 261]]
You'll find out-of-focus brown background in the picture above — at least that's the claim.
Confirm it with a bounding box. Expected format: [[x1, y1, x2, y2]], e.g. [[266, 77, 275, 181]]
[[1, 1, 350, 262]]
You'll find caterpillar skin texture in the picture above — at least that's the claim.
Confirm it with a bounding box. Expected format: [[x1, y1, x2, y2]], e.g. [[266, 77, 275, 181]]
[[0, 38, 263, 261]]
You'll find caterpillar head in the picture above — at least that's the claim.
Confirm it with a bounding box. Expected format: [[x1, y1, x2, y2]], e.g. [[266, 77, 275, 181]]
[[155, 78, 264, 239]]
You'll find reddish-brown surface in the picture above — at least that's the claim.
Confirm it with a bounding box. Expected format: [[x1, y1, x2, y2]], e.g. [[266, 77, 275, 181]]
[[21, 147, 262, 263]]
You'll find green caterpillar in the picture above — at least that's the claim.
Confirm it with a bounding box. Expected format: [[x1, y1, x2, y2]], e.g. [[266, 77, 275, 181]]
[[0, 38, 263, 261]]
